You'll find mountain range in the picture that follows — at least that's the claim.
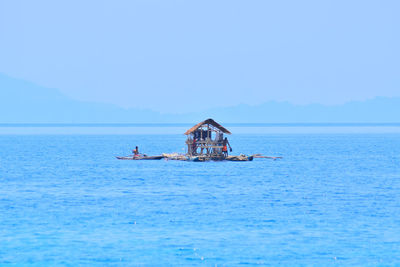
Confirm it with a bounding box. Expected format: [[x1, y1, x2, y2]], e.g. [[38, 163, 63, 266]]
[[1, 73, 398, 123]]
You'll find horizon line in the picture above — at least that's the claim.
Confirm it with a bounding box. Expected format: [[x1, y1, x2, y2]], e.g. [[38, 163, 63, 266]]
[[1, 123, 400, 128]]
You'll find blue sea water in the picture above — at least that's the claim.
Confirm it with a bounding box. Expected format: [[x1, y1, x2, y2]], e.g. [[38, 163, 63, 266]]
[[1, 131, 400, 265]]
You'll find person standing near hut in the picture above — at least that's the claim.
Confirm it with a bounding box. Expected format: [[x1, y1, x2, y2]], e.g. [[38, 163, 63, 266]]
[[192, 138, 197, 155], [222, 137, 232, 157]]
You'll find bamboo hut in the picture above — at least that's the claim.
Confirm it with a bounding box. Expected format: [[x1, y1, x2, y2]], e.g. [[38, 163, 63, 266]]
[[184, 118, 231, 160]]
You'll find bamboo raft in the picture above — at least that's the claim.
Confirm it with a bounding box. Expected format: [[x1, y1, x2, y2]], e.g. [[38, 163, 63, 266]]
[[116, 154, 280, 162]]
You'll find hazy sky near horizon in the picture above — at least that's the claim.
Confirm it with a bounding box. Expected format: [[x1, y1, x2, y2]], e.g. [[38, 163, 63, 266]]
[[0, 0, 399, 112]]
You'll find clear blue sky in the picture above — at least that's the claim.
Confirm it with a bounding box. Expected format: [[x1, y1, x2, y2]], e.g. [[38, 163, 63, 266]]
[[0, 0, 399, 112]]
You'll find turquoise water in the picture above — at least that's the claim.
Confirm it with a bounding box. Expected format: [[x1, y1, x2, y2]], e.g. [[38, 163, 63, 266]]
[[1, 133, 400, 265]]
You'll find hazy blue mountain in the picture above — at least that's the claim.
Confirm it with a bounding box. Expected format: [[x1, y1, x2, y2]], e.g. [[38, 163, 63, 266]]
[[0, 73, 399, 123], [0, 73, 165, 123], [200, 98, 400, 123]]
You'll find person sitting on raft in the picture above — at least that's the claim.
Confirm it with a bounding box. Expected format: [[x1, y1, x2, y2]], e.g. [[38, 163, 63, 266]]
[[133, 146, 139, 157], [222, 137, 232, 157]]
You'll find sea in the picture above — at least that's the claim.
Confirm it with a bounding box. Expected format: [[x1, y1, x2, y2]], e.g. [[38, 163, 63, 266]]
[[0, 124, 400, 266]]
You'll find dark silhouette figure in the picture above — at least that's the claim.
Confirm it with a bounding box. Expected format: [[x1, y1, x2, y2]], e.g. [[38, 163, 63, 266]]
[[133, 146, 139, 157], [222, 137, 232, 157]]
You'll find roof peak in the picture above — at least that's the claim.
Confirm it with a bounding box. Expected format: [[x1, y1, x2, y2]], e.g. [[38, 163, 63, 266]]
[[184, 118, 231, 135]]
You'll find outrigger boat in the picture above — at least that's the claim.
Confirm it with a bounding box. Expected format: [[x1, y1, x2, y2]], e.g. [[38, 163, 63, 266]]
[[116, 155, 164, 160]]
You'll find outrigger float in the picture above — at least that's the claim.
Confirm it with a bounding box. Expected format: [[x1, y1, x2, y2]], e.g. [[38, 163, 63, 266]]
[[116, 119, 282, 162]]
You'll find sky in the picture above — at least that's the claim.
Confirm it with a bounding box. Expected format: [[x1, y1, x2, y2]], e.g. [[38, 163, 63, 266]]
[[0, 0, 399, 113]]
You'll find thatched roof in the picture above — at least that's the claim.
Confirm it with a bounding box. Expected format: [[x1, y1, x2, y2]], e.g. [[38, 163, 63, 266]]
[[184, 118, 231, 135]]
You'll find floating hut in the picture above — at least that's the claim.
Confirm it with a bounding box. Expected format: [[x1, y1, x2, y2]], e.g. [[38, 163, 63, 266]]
[[117, 118, 281, 161], [184, 118, 231, 160]]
